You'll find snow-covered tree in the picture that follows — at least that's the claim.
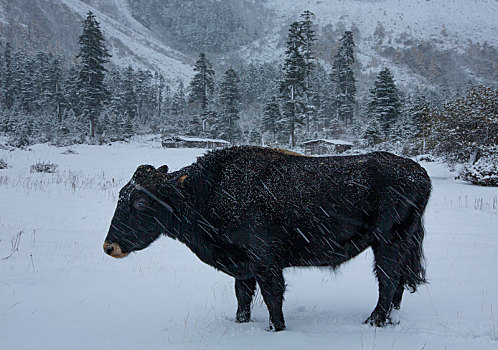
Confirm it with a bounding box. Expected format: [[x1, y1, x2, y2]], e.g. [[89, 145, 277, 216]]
[[249, 128, 261, 145], [217, 68, 242, 143], [330, 31, 356, 128], [432, 85, 498, 165], [171, 81, 187, 129], [363, 117, 383, 146], [135, 69, 156, 126], [367, 67, 401, 137], [188, 52, 215, 112], [49, 58, 67, 123], [19, 55, 37, 113], [299, 11, 317, 136], [155, 72, 166, 122], [122, 66, 138, 120], [65, 65, 81, 117], [1, 43, 14, 110], [76, 11, 111, 138], [280, 21, 306, 147], [262, 96, 281, 144]]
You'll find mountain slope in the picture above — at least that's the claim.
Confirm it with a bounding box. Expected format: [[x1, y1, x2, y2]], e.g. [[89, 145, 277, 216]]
[[267, 0, 498, 47], [0, 0, 193, 82], [0, 0, 496, 89], [231, 0, 497, 89]]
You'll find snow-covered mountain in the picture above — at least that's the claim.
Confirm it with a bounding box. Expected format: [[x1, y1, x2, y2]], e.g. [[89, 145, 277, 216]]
[[0, 0, 496, 88], [268, 0, 497, 47], [0, 0, 194, 82], [233, 0, 498, 89]]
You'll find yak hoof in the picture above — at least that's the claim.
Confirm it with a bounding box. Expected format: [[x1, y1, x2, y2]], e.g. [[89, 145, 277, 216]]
[[269, 320, 286, 332], [236, 314, 251, 323], [364, 312, 398, 327], [236, 308, 251, 323]]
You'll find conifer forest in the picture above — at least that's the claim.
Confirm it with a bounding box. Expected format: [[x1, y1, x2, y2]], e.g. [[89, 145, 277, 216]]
[[0, 6, 496, 184]]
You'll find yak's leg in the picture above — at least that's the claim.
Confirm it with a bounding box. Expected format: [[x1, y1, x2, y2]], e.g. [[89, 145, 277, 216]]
[[391, 277, 405, 310], [235, 277, 256, 323], [365, 242, 404, 327], [253, 266, 286, 331]]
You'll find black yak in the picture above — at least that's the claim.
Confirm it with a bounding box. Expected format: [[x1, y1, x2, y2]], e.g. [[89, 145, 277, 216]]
[[104, 146, 431, 331]]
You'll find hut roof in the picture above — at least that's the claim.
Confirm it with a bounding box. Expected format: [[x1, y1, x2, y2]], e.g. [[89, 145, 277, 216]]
[[302, 139, 354, 146]]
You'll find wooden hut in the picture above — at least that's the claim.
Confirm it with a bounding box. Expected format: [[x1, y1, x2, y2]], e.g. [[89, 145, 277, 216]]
[[302, 139, 354, 155], [162, 136, 230, 149]]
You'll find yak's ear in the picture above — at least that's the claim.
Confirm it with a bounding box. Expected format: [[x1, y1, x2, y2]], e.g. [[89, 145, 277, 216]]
[[166, 174, 188, 189], [177, 175, 187, 186], [157, 165, 169, 174], [132, 164, 156, 182]]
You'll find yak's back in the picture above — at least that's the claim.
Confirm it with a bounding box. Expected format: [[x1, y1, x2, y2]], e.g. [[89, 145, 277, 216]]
[[191, 147, 429, 230]]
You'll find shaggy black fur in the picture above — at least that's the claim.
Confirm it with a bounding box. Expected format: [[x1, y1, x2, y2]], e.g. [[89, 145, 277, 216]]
[[104, 146, 431, 331]]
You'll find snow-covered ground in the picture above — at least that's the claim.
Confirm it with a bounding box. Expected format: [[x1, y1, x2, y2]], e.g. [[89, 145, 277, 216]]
[[0, 141, 497, 350]]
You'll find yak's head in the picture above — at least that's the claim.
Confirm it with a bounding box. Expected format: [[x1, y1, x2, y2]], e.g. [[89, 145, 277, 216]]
[[103, 164, 186, 258]]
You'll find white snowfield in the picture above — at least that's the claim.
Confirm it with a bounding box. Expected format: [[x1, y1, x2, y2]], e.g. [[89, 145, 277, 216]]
[[0, 141, 497, 350]]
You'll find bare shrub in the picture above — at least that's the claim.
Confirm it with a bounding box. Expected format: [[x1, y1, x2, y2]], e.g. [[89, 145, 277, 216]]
[[30, 162, 58, 174], [0, 159, 8, 169]]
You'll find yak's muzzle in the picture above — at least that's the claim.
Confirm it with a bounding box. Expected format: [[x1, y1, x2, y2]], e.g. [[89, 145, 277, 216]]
[[103, 241, 129, 258]]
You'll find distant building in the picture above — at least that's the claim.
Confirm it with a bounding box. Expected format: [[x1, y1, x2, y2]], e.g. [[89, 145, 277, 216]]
[[162, 136, 230, 149], [302, 139, 354, 155]]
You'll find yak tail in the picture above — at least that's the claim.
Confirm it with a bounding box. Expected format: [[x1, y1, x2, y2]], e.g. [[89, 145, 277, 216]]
[[403, 218, 427, 293], [402, 189, 430, 293]]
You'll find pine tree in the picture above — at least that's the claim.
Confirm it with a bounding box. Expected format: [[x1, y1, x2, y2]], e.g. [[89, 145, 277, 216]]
[[410, 94, 433, 142], [391, 93, 416, 151], [330, 31, 356, 128], [307, 62, 328, 136], [19, 55, 37, 113], [299, 11, 317, 137], [0, 41, 3, 106], [262, 96, 281, 144], [171, 81, 187, 126], [106, 69, 125, 139], [249, 129, 261, 145], [299, 11, 316, 86], [65, 65, 81, 116], [155, 72, 165, 121], [188, 52, 215, 112], [217, 68, 242, 143], [77, 11, 111, 138], [33, 54, 67, 122], [185, 114, 203, 137], [239, 63, 259, 105], [36, 51, 52, 112], [363, 117, 383, 146], [50, 58, 67, 123], [123, 117, 134, 139], [280, 21, 306, 147], [135, 69, 155, 125], [1, 43, 15, 110], [368, 67, 401, 137], [122, 66, 137, 120]]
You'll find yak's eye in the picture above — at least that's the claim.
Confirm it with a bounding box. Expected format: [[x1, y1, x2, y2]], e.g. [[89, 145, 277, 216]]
[[133, 197, 148, 211]]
